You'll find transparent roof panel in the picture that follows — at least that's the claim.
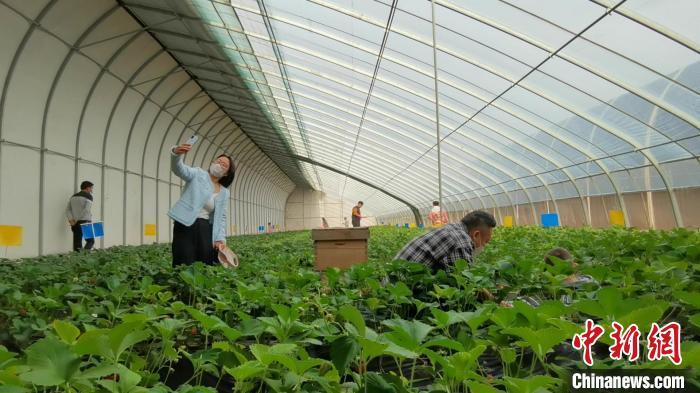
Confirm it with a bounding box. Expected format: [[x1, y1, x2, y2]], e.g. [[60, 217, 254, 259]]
[[123, 0, 700, 217]]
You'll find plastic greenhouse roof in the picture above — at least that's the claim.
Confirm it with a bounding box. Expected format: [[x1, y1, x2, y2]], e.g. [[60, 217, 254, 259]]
[[122, 0, 700, 223]]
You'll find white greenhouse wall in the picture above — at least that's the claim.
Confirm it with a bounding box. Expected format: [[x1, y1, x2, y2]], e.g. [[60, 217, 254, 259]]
[[0, 0, 295, 257]]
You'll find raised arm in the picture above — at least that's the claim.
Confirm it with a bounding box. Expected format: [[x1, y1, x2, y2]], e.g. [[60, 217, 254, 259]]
[[171, 144, 197, 182]]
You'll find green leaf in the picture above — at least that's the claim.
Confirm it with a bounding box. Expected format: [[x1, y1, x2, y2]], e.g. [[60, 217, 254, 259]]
[[357, 337, 389, 360], [498, 347, 517, 365], [490, 307, 517, 328], [363, 372, 396, 393], [464, 307, 494, 332], [76, 364, 120, 380], [250, 344, 296, 366], [330, 336, 359, 374], [675, 291, 700, 309], [617, 304, 667, 333], [20, 338, 81, 386], [423, 337, 465, 352], [443, 345, 486, 379], [74, 329, 111, 358], [689, 313, 700, 328], [503, 375, 560, 393], [429, 309, 474, 329], [108, 322, 151, 361], [0, 386, 30, 393], [468, 381, 504, 393], [187, 308, 227, 332], [95, 364, 141, 393], [338, 304, 366, 337], [225, 361, 266, 381], [598, 287, 623, 317], [382, 341, 419, 359], [52, 320, 80, 345], [382, 319, 433, 350], [503, 327, 567, 360]]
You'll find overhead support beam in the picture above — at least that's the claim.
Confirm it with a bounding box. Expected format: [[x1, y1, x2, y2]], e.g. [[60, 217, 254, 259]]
[[291, 154, 424, 227]]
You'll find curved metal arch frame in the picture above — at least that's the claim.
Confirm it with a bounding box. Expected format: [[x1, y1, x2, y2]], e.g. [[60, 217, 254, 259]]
[[130, 6, 608, 173], [205, 61, 615, 227], [229, 139, 270, 233], [227, 112, 495, 211], [138, 0, 696, 224], [171, 2, 312, 188], [303, 0, 698, 132], [587, 0, 699, 54], [208, 76, 515, 207], [0, 0, 59, 227], [190, 115, 233, 164], [217, 107, 498, 217], [261, 108, 499, 215], [431, 0, 687, 226], [152, 25, 630, 177], [227, 0, 695, 162], [229, 77, 542, 222], [125, 65, 201, 244], [0, 0, 295, 257], [38, 4, 120, 254], [32, 0, 688, 230], [432, 0, 698, 129], [287, 157, 423, 224], [101, 46, 167, 245], [274, 0, 685, 224], [149, 23, 628, 224], [223, 63, 578, 222], [191, 40, 630, 214]]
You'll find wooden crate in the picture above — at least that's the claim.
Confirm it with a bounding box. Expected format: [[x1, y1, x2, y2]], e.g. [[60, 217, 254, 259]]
[[311, 227, 369, 270]]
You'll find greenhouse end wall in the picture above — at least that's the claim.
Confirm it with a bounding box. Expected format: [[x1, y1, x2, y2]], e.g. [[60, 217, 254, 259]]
[[380, 187, 700, 230]]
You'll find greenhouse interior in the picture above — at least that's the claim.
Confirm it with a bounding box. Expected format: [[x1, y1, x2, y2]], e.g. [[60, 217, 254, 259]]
[[0, 0, 698, 392]]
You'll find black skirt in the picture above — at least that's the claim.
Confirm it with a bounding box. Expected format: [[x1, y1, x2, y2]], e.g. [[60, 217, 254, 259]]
[[172, 218, 217, 267]]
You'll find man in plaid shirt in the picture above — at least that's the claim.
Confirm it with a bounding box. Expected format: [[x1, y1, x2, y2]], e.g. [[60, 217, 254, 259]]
[[394, 210, 497, 272]]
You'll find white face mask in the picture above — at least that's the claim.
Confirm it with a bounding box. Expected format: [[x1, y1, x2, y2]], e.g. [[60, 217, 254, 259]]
[[209, 163, 226, 178]]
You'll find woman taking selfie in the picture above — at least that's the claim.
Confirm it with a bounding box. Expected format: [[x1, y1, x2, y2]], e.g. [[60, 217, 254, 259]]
[[168, 140, 235, 266]]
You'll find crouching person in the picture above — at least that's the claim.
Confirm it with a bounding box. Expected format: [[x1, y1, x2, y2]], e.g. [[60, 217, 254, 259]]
[[501, 247, 598, 307], [393, 210, 497, 272]]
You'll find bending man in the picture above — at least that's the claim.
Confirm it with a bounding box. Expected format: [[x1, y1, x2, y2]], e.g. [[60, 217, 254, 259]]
[[394, 210, 496, 272]]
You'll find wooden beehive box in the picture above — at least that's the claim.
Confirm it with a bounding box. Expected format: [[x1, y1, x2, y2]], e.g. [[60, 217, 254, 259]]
[[311, 227, 370, 270]]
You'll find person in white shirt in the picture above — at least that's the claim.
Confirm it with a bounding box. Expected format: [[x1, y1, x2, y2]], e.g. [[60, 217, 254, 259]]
[[65, 181, 95, 252]]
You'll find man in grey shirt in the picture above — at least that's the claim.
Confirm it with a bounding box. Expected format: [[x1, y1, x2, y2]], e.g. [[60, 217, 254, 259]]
[[65, 181, 94, 251]]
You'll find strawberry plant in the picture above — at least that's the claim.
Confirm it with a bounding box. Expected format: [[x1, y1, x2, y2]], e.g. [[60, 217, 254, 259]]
[[0, 226, 698, 392]]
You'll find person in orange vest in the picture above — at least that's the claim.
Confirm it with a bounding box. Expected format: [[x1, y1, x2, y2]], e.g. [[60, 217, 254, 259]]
[[351, 201, 364, 227], [428, 201, 449, 227]]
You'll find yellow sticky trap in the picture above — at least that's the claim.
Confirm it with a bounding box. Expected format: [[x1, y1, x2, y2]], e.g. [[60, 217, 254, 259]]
[[609, 210, 625, 226], [503, 216, 514, 228], [144, 224, 157, 236], [0, 225, 23, 246], [409, 223, 416, 228]]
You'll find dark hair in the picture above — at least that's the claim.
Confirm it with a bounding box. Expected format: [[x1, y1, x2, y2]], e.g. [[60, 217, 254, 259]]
[[432, 201, 440, 206], [544, 247, 572, 265], [80, 181, 94, 190], [216, 155, 235, 188], [461, 210, 497, 232], [357, 201, 363, 205]]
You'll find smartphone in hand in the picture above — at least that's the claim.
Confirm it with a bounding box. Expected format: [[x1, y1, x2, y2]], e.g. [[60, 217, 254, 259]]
[[186, 135, 199, 145]]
